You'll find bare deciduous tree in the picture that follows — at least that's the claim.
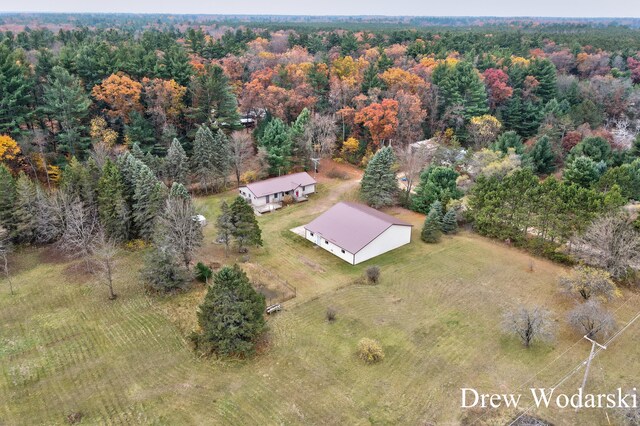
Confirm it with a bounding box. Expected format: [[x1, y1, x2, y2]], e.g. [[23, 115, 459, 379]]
[[395, 143, 432, 201], [503, 305, 554, 348], [59, 198, 99, 269], [559, 265, 618, 301], [156, 197, 203, 270], [571, 213, 640, 280], [299, 113, 337, 172], [92, 229, 118, 300], [34, 188, 70, 244], [0, 226, 14, 295], [229, 131, 254, 187], [567, 300, 616, 340]]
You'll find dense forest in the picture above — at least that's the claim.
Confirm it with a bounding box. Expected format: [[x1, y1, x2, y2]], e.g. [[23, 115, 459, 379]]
[[1, 14, 640, 264]]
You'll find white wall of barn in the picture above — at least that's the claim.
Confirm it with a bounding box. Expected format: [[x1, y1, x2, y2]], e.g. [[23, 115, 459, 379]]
[[304, 229, 355, 264], [354, 225, 412, 265]]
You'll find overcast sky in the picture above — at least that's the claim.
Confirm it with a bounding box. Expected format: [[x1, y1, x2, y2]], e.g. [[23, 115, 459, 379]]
[[1, 0, 639, 18]]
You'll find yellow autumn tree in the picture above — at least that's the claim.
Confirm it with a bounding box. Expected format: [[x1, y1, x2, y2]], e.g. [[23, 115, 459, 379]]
[[340, 137, 360, 163], [0, 135, 21, 162], [90, 117, 118, 147], [467, 115, 502, 149]]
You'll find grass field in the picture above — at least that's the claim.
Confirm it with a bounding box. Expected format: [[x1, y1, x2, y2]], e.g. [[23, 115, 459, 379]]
[[1, 162, 639, 425]]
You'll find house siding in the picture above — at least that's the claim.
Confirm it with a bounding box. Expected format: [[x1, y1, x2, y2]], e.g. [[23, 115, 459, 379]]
[[353, 225, 412, 265], [304, 229, 355, 264], [239, 183, 316, 207]]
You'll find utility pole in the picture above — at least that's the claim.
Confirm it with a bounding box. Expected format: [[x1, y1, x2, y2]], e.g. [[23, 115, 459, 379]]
[[579, 335, 607, 400]]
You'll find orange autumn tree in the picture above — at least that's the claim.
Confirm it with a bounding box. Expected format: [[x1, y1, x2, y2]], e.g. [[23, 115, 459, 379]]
[[142, 77, 186, 128], [355, 99, 399, 148], [380, 67, 427, 96], [91, 73, 143, 123]]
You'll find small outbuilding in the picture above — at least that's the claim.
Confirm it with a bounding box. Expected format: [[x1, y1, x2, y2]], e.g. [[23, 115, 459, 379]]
[[304, 202, 412, 265], [239, 172, 317, 212]]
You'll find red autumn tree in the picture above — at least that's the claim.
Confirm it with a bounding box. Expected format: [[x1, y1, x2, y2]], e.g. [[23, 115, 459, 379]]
[[627, 57, 640, 84], [355, 98, 399, 147], [482, 68, 513, 110]]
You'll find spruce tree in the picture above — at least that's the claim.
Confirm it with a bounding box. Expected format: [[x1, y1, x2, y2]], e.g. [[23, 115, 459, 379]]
[[196, 265, 266, 357], [260, 118, 292, 176], [61, 157, 95, 208], [13, 172, 38, 243], [442, 209, 458, 234], [526, 136, 556, 175], [97, 160, 130, 241], [230, 196, 263, 252], [191, 126, 215, 192], [211, 129, 232, 187], [429, 200, 444, 231], [0, 165, 16, 233], [216, 200, 233, 256], [421, 209, 442, 243], [165, 138, 188, 186], [141, 246, 189, 292], [361, 146, 398, 208], [133, 163, 166, 241], [169, 182, 190, 200], [130, 142, 146, 162]]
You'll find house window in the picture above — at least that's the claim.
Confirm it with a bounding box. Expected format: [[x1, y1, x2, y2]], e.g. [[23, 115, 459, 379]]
[[310, 232, 314, 236], [341, 249, 345, 254], [325, 240, 329, 245]]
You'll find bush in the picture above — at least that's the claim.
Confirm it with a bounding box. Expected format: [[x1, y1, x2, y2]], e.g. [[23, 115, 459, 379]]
[[194, 262, 213, 283], [240, 170, 259, 184], [326, 168, 350, 180], [357, 338, 384, 364], [365, 266, 380, 284], [326, 307, 337, 322], [282, 194, 294, 205], [124, 239, 148, 251]]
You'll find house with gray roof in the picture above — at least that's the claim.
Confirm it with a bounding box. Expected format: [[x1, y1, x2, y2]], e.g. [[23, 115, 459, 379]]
[[304, 202, 412, 265], [239, 172, 316, 212]]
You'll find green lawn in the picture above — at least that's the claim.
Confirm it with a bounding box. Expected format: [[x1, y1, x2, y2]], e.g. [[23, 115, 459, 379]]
[[1, 174, 639, 425]]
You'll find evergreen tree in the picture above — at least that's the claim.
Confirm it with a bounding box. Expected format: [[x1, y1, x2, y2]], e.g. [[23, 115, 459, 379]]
[[133, 164, 166, 241], [421, 209, 442, 243], [230, 196, 263, 252], [130, 142, 146, 162], [188, 64, 241, 131], [141, 246, 189, 292], [429, 200, 444, 230], [361, 146, 398, 208], [567, 136, 612, 165], [97, 160, 130, 241], [211, 129, 232, 187], [362, 62, 381, 94], [41, 66, 91, 157], [157, 45, 193, 87], [60, 157, 95, 208], [0, 45, 33, 137], [492, 131, 524, 155], [0, 165, 16, 233], [196, 265, 266, 357], [125, 111, 156, 152], [433, 61, 488, 122], [563, 156, 601, 188], [412, 166, 462, 214], [13, 172, 38, 243], [260, 118, 292, 176], [165, 138, 188, 186], [529, 59, 557, 103], [442, 208, 458, 234], [502, 91, 542, 138], [169, 182, 190, 200], [216, 200, 233, 256], [191, 126, 216, 192], [526, 136, 556, 175]]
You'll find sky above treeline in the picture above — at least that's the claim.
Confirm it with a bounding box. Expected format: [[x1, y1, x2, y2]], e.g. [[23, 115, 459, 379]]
[[1, 0, 639, 18]]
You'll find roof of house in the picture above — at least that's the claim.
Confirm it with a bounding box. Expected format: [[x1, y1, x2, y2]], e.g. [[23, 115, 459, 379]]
[[244, 172, 316, 197], [304, 202, 412, 254]]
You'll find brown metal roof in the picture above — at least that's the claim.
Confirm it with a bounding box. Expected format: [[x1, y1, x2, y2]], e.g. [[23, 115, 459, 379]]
[[244, 172, 316, 197], [304, 202, 412, 254]]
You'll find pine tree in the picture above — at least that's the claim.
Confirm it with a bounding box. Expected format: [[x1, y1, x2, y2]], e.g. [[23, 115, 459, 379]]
[[216, 200, 233, 256], [0, 165, 16, 233], [211, 129, 232, 187], [97, 160, 130, 241], [125, 111, 156, 151], [412, 166, 462, 214], [41, 66, 91, 157], [492, 131, 524, 155], [13, 172, 38, 243], [442, 208, 458, 234], [188, 64, 241, 131], [0, 45, 33, 137], [526, 136, 556, 175], [260, 118, 292, 176], [421, 209, 442, 243], [191, 126, 216, 192], [133, 163, 166, 241], [196, 265, 266, 357], [165, 138, 188, 186], [61, 157, 95, 208], [563, 156, 601, 188], [157, 44, 193, 87], [362, 62, 382, 94], [230, 196, 263, 252], [361, 146, 398, 208], [529, 59, 557, 104]]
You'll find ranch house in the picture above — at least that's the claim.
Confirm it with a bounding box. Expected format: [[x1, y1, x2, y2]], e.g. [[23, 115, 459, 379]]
[[304, 202, 412, 265], [239, 172, 317, 212]]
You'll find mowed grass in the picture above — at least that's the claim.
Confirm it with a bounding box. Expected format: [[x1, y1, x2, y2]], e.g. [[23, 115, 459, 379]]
[[1, 172, 639, 425]]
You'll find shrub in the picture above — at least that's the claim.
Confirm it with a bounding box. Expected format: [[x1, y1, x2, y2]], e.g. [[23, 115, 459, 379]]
[[282, 194, 294, 205], [326, 168, 350, 180], [124, 239, 148, 251], [194, 262, 213, 283], [326, 307, 337, 322], [240, 170, 259, 184], [357, 338, 384, 364], [365, 266, 380, 284]]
